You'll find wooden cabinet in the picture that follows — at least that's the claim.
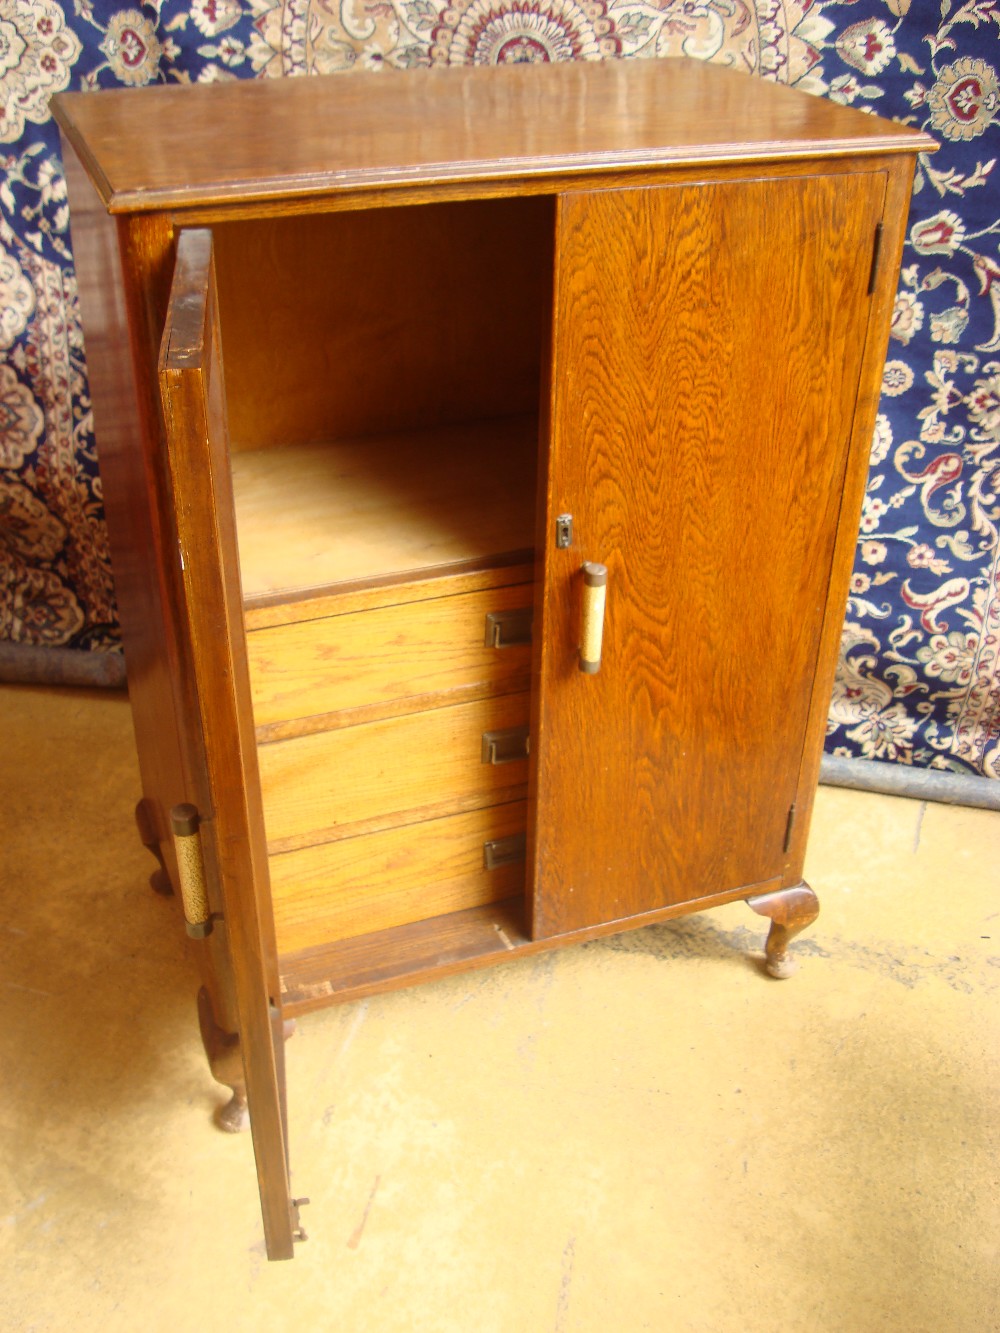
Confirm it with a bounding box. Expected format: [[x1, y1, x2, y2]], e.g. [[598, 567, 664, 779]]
[[52, 59, 931, 1260]]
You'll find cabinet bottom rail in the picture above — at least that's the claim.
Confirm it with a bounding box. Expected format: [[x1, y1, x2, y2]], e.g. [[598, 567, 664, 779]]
[[279, 876, 799, 1014]]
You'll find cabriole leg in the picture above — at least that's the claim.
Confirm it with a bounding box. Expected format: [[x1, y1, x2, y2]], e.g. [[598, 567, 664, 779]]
[[197, 986, 249, 1132], [196, 987, 296, 1132], [747, 881, 820, 979], [134, 798, 173, 896]]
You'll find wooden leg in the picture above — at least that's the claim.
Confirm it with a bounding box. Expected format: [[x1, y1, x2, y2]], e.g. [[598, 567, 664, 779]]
[[747, 881, 819, 979], [134, 798, 173, 897], [197, 986, 249, 1132], [196, 987, 296, 1133]]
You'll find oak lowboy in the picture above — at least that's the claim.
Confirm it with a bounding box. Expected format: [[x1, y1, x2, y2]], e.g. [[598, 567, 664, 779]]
[[52, 58, 932, 1259]]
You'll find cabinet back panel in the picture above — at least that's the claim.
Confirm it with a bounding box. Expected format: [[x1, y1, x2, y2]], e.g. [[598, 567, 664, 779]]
[[211, 197, 554, 451]]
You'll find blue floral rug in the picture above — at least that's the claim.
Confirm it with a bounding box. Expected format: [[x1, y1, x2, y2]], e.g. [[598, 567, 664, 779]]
[[1, 0, 997, 775]]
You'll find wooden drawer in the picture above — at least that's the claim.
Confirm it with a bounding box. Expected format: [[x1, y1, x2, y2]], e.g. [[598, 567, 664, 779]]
[[259, 691, 531, 853], [271, 801, 527, 954], [247, 580, 533, 738]]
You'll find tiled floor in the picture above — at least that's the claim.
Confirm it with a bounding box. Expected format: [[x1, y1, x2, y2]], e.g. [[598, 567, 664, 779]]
[[2, 683, 997, 1331]]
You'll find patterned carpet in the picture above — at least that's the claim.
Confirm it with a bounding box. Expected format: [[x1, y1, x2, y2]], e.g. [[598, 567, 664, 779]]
[[1, 0, 998, 774]]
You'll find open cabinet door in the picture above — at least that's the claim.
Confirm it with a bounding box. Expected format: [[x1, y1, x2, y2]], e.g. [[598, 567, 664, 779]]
[[531, 172, 886, 939], [158, 229, 301, 1260]]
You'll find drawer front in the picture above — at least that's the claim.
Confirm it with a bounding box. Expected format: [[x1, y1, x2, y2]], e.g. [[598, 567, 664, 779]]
[[259, 691, 531, 852], [271, 801, 527, 954], [247, 581, 533, 733]]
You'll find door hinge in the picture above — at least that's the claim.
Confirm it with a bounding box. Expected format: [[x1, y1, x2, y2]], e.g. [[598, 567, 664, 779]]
[[867, 223, 884, 296], [292, 1197, 310, 1244], [783, 803, 797, 854], [170, 803, 220, 938]]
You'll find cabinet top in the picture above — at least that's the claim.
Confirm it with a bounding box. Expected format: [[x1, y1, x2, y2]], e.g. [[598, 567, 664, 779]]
[[52, 60, 933, 215]]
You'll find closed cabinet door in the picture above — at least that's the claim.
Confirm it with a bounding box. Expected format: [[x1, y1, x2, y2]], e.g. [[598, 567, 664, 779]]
[[530, 173, 885, 938]]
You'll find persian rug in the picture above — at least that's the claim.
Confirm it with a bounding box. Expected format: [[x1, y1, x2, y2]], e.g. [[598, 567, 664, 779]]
[[1, 0, 998, 774]]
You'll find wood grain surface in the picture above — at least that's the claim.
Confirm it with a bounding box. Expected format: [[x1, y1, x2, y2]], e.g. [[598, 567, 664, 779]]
[[51, 61, 931, 215], [158, 229, 295, 1260], [781, 155, 920, 885], [530, 171, 885, 937], [270, 801, 527, 953], [279, 874, 783, 1013], [258, 691, 531, 852], [248, 580, 533, 737], [230, 417, 537, 601], [212, 200, 551, 449]]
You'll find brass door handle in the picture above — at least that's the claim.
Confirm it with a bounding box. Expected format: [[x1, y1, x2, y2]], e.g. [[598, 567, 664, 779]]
[[579, 562, 608, 674]]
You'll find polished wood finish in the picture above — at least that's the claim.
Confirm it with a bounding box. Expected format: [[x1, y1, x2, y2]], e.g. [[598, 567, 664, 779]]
[[258, 691, 531, 852], [530, 172, 884, 938], [781, 157, 920, 888], [243, 560, 535, 630], [231, 419, 536, 602], [52, 60, 926, 215], [56, 60, 932, 1261], [158, 229, 295, 1260], [63, 150, 247, 1062], [134, 798, 172, 896], [747, 882, 821, 979], [271, 801, 528, 954], [197, 985, 249, 1133], [213, 203, 551, 450], [281, 876, 784, 1015], [247, 579, 533, 740]]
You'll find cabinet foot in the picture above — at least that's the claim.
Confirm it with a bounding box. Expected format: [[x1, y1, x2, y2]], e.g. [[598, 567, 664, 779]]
[[197, 986, 250, 1133], [746, 882, 819, 979], [134, 798, 173, 897], [196, 988, 296, 1133]]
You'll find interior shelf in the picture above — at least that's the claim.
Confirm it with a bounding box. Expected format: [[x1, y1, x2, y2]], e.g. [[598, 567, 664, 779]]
[[231, 414, 538, 605]]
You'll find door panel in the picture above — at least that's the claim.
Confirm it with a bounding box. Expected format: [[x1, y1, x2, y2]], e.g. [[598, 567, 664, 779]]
[[158, 229, 299, 1259], [531, 174, 885, 938]]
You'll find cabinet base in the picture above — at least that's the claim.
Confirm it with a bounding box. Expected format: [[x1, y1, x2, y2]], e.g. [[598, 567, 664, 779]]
[[278, 877, 796, 1015]]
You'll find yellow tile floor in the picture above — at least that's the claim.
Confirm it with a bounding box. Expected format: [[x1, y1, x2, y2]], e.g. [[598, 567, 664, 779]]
[[1, 684, 998, 1331]]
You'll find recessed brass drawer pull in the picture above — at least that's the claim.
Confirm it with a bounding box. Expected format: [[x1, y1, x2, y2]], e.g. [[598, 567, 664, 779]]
[[484, 606, 533, 648], [483, 831, 527, 870], [481, 724, 530, 765]]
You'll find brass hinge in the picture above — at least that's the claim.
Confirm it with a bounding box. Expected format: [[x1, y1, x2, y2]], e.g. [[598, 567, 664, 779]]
[[170, 803, 220, 938], [783, 803, 797, 854], [867, 223, 884, 296], [292, 1197, 310, 1244]]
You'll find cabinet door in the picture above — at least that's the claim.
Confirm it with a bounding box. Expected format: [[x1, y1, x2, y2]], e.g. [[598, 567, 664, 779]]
[[531, 173, 885, 938], [158, 229, 299, 1259]]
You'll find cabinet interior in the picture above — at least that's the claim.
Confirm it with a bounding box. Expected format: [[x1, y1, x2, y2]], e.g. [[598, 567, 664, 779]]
[[210, 196, 554, 968], [212, 197, 553, 604]]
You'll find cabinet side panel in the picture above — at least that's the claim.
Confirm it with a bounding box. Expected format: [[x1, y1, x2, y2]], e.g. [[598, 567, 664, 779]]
[[532, 171, 886, 938], [783, 156, 917, 880], [63, 151, 243, 1032], [62, 153, 187, 850]]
